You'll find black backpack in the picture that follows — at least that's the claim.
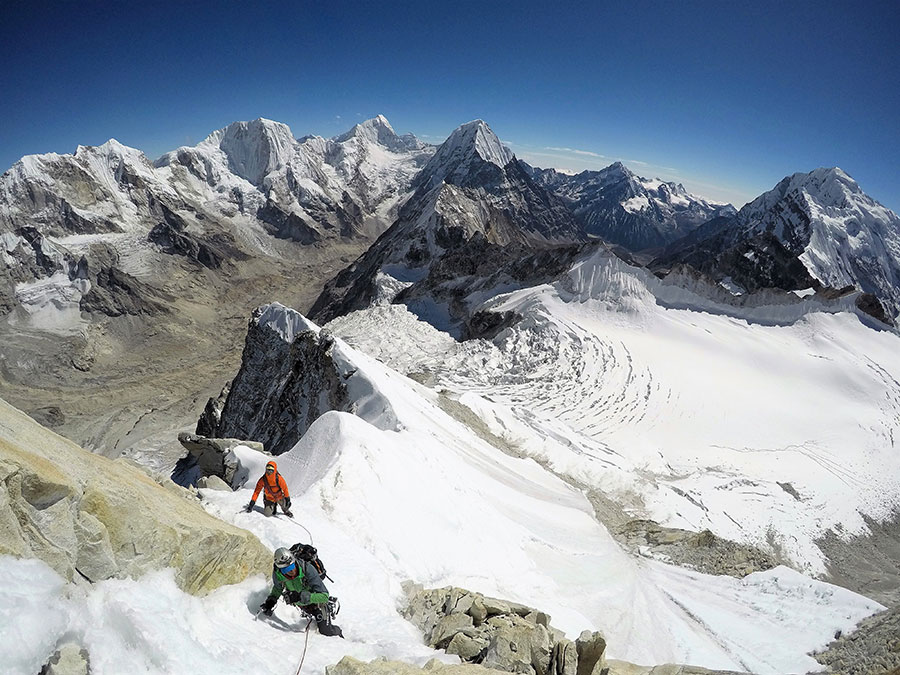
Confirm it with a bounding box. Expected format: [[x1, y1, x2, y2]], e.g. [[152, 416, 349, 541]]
[[290, 543, 331, 582]]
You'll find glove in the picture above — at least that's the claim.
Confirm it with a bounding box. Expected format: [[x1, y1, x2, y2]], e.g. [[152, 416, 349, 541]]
[[284, 497, 291, 509], [245, 501, 254, 513], [260, 596, 276, 616], [285, 590, 311, 605]]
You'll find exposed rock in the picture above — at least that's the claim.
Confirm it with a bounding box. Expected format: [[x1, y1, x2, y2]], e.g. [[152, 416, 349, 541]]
[[448, 632, 490, 660], [147, 201, 248, 269], [482, 617, 552, 674], [0, 396, 271, 595], [325, 656, 498, 674], [813, 606, 900, 675], [197, 475, 232, 491], [575, 631, 608, 675], [196, 382, 230, 438], [613, 520, 777, 578], [404, 585, 567, 675], [40, 642, 90, 675], [549, 639, 578, 675], [78, 264, 169, 317], [431, 613, 475, 648], [201, 307, 348, 454], [171, 432, 264, 488], [199, 303, 397, 455]]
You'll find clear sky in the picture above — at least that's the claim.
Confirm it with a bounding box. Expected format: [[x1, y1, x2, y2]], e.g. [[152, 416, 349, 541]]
[[1, 1, 898, 210]]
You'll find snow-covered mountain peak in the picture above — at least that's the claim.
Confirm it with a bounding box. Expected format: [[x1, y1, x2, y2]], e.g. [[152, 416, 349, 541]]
[[336, 114, 395, 142], [416, 119, 515, 191], [74, 138, 138, 159], [605, 160, 630, 175], [333, 114, 426, 155], [793, 167, 867, 207], [462, 119, 514, 166], [199, 118, 298, 186], [744, 167, 865, 218]]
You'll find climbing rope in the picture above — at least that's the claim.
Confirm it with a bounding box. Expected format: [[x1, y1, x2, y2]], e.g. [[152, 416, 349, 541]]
[[293, 617, 313, 675]]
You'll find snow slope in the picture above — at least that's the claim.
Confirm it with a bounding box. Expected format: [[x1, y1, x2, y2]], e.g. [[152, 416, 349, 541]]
[[328, 248, 900, 576], [2, 295, 890, 674]]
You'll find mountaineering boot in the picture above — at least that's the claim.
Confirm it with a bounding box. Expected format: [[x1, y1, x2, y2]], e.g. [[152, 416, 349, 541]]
[[314, 610, 343, 637]]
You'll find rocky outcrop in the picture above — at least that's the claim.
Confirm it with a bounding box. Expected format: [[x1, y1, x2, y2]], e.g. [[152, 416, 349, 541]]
[[199, 305, 351, 454], [812, 606, 900, 675], [604, 663, 749, 675], [613, 520, 777, 578], [817, 511, 900, 606], [0, 396, 271, 595], [199, 303, 397, 454], [147, 201, 248, 269], [170, 432, 265, 488], [402, 584, 609, 675]]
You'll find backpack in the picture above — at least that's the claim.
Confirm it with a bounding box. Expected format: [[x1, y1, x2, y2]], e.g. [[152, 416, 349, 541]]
[[290, 542, 330, 582]]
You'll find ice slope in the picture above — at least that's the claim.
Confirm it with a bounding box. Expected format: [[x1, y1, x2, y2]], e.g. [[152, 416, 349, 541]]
[[327, 248, 900, 576]]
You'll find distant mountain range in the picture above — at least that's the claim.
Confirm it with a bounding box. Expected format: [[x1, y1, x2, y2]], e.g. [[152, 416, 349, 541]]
[[524, 160, 735, 251], [2, 114, 898, 328]]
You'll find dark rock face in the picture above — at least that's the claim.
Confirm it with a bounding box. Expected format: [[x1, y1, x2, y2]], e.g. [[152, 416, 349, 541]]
[[309, 158, 585, 325], [196, 383, 230, 438], [397, 238, 599, 336], [257, 199, 325, 244], [79, 264, 168, 317], [199, 309, 350, 455], [654, 230, 819, 295], [147, 202, 247, 269]]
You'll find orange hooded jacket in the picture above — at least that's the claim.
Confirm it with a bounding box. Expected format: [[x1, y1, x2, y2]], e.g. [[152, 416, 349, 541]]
[[251, 461, 290, 502]]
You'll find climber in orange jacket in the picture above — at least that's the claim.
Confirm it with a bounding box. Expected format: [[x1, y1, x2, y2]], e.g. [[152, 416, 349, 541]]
[[245, 460, 293, 517]]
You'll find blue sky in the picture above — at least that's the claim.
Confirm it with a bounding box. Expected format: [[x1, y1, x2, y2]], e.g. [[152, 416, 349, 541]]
[[1, 1, 897, 209]]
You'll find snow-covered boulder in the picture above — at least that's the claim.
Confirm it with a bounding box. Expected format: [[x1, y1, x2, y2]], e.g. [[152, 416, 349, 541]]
[[0, 396, 270, 594]]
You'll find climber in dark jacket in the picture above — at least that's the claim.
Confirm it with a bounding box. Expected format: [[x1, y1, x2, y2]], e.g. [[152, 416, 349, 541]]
[[259, 547, 343, 637]]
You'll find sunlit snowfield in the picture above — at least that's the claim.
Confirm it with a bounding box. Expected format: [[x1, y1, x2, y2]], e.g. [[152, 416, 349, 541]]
[[4, 249, 897, 674]]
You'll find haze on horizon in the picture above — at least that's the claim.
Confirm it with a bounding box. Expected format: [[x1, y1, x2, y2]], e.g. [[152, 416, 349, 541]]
[[1, 1, 897, 211]]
